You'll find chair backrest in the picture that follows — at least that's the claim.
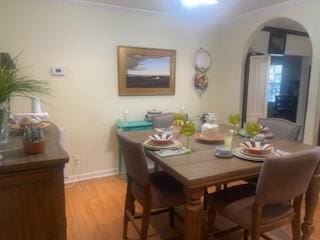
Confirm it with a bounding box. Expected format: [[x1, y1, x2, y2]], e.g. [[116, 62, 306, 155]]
[[151, 113, 175, 129], [255, 148, 320, 206], [258, 118, 301, 141], [116, 131, 150, 187]]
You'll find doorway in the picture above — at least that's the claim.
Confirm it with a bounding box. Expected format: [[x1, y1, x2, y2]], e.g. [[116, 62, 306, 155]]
[[242, 18, 312, 141]]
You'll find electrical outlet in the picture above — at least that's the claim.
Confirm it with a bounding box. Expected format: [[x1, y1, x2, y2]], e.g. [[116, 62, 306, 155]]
[[73, 155, 80, 168]]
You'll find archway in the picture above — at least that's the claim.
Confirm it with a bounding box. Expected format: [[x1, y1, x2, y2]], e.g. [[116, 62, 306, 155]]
[[241, 18, 313, 141]]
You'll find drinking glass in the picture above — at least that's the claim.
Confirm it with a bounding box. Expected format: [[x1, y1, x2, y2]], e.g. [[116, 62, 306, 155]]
[[224, 132, 234, 150], [246, 122, 260, 139], [229, 113, 241, 132], [182, 121, 196, 149]]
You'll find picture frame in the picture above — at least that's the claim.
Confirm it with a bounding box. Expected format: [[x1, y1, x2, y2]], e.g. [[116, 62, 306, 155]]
[[268, 31, 287, 55], [118, 46, 176, 96]]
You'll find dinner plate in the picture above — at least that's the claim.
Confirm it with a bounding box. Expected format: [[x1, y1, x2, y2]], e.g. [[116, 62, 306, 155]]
[[240, 147, 274, 158], [232, 147, 266, 162], [238, 129, 274, 139], [143, 139, 182, 151], [195, 133, 224, 144]]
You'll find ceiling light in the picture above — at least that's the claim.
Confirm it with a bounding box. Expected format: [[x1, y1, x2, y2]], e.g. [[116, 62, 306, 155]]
[[181, 0, 219, 8]]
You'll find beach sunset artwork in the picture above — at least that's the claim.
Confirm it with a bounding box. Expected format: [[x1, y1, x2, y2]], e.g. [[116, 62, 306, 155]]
[[126, 55, 170, 88], [118, 47, 176, 96]]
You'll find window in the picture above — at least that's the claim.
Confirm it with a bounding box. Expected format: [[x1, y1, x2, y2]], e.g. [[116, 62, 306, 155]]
[[268, 65, 283, 102]]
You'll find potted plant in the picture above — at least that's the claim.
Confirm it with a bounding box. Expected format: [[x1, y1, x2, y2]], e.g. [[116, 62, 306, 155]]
[[0, 53, 49, 144], [23, 124, 45, 154]]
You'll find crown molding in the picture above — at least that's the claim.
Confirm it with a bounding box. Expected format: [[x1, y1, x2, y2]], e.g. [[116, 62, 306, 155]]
[[49, 0, 306, 26], [50, 0, 167, 16]]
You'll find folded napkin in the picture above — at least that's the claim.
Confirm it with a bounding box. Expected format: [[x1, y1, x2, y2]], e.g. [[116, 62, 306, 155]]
[[274, 149, 290, 157], [154, 147, 191, 157]]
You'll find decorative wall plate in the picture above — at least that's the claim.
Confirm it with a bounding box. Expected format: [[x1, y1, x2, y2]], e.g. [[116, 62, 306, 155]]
[[195, 48, 212, 72], [195, 71, 208, 90]]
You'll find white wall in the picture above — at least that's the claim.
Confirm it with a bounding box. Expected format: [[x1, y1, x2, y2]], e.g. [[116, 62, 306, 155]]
[[201, 0, 320, 145], [250, 31, 270, 54], [0, 0, 213, 176], [250, 31, 312, 56], [286, 34, 312, 56]]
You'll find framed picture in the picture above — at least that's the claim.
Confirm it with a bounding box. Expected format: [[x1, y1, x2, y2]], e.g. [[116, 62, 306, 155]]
[[268, 31, 287, 55], [118, 46, 176, 96]]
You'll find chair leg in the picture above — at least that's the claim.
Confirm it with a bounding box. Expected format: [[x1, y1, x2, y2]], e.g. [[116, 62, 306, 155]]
[[251, 204, 262, 240], [123, 212, 129, 239], [208, 207, 217, 240], [123, 186, 135, 239], [292, 217, 301, 240], [292, 195, 303, 240], [243, 230, 249, 240], [204, 185, 223, 211], [251, 229, 260, 240], [251, 233, 260, 240], [169, 207, 175, 227], [204, 189, 209, 210], [141, 205, 151, 240]]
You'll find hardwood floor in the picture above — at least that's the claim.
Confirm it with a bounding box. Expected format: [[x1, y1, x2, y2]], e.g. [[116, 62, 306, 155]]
[[65, 176, 320, 240]]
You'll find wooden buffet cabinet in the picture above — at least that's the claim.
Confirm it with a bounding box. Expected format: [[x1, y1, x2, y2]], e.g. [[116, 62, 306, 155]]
[[0, 124, 69, 240]]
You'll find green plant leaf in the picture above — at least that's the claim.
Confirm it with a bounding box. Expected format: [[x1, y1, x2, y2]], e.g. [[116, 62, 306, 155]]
[[0, 54, 50, 103]]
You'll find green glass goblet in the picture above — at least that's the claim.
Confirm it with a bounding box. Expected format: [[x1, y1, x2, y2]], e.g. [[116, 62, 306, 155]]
[[181, 121, 196, 149]]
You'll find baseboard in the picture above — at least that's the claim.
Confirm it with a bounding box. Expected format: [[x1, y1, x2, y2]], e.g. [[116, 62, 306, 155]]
[[64, 168, 118, 184]]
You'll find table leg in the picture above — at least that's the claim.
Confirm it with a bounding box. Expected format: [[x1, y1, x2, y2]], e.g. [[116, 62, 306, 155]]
[[184, 187, 204, 240], [302, 174, 320, 240]]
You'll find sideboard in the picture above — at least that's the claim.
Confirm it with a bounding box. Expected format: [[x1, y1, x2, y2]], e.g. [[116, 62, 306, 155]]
[[0, 124, 69, 240]]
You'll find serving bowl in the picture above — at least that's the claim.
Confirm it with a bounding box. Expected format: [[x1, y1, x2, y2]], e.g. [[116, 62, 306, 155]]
[[240, 141, 272, 156], [148, 133, 174, 145]]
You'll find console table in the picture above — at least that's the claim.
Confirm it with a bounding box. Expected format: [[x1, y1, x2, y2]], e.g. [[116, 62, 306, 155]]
[[116, 120, 153, 175], [0, 124, 69, 240]]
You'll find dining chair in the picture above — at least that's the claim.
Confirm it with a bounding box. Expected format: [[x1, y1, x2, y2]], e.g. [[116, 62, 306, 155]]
[[151, 113, 175, 129], [207, 148, 320, 240], [117, 131, 185, 240], [258, 118, 301, 141]]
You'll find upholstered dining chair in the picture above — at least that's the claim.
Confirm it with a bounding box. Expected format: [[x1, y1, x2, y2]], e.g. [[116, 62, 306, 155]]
[[258, 118, 301, 141], [117, 131, 185, 240], [151, 113, 175, 129], [207, 148, 320, 240]]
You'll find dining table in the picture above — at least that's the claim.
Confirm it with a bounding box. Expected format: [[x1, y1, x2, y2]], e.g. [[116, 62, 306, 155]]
[[123, 124, 320, 240]]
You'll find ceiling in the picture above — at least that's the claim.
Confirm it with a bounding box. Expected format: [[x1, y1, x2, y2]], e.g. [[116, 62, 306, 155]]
[[82, 0, 290, 19]]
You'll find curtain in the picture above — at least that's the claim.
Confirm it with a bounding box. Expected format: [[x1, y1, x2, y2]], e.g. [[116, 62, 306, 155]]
[[296, 56, 311, 141], [246, 55, 270, 122]]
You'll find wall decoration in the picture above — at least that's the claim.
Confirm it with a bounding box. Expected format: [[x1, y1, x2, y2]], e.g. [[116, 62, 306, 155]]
[[194, 71, 208, 90], [194, 48, 212, 94], [268, 31, 287, 55], [118, 46, 176, 96]]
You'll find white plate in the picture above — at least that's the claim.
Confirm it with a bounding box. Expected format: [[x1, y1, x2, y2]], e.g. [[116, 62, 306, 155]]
[[240, 147, 274, 158], [143, 139, 182, 151], [232, 147, 265, 162], [238, 129, 274, 139], [195, 48, 212, 72]]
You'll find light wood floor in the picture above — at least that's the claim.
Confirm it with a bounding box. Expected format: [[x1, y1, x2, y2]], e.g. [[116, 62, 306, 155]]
[[65, 176, 320, 240]]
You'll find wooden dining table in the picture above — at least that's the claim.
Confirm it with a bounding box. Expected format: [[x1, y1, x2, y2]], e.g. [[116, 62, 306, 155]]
[[124, 125, 320, 240]]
